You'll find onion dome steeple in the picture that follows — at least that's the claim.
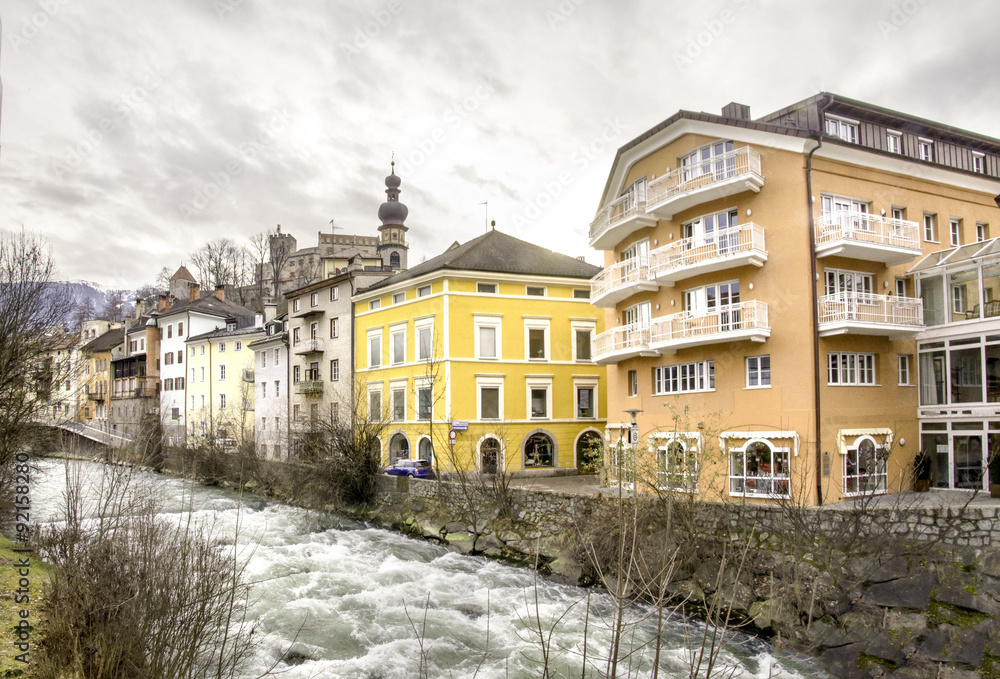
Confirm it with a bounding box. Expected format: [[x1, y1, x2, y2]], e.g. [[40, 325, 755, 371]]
[[377, 159, 409, 271]]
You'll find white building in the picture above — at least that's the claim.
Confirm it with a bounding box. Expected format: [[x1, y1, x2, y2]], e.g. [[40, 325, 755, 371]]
[[250, 307, 289, 459]]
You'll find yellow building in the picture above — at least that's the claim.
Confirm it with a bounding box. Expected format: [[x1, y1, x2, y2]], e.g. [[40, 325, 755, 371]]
[[353, 229, 607, 474], [185, 325, 264, 448], [79, 327, 122, 429], [589, 93, 1000, 505]]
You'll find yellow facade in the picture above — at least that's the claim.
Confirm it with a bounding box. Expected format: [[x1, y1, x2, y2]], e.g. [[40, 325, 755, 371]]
[[354, 262, 607, 474], [80, 350, 113, 423], [590, 96, 1000, 505], [185, 329, 263, 447]]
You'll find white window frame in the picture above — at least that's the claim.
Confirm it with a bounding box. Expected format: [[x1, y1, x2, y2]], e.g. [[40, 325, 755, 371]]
[[526, 286, 546, 297], [950, 218, 961, 246], [474, 314, 503, 360], [218, 341, 226, 353], [293, 299, 301, 313], [728, 438, 791, 499], [571, 321, 596, 362], [977, 223, 989, 243], [219, 392, 227, 410], [524, 317, 551, 361], [574, 377, 598, 420], [390, 324, 406, 366], [652, 432, 700, 492], [367, 328, 382, 368], [367, 383, 383, 420], [895, 277, 907, 297], [627, 369, 637, 397], [526, 377, 553, 420], [827, 352, 876, 386], [918, 138, 934, 162], [415, 376, 433, 421], [573, 289, 590, 299], [825, 114, 859, 144], [973, 152, 986, 174], [390, 382, 407, 422], [330, 286, 339, 301], [680, 139, 734, 182], [898, 355, 911, 386], [923, 213, 938, 243], [843, 435, 888, 497], [310, 292, 319, 307], [477, 376, 504, 421], [330, 359, 339, 381], [653, 360, 715, 395], [274, 348, 280, 366], [393, 292, 405, 305], [369, 299, 381, 310], [477, 282, 498, 294], [219, 363, 226, 381], [330, 317, 339, 338], [745, 355, 771, 389], [886, 130, 902, 154], [417, 284, 432, 297], [415, 318, 434, 362], [261, 351, 267, 368]]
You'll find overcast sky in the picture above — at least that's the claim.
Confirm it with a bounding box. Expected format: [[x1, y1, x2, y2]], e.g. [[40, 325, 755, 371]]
[[2, 0, 998, 289]]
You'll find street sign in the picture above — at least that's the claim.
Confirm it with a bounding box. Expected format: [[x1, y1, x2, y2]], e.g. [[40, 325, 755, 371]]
[[449, 430, 458, 445], [451, 420, 469, 431]]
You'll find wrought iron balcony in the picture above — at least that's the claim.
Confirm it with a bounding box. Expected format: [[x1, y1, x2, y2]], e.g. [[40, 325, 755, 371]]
[[817, 292, 924, 339], [815, 211, 921, 264], [293, 338, 323, 355], [295, 380, 323, 396]]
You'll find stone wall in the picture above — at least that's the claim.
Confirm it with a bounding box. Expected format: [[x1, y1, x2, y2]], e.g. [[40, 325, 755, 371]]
[[375, 477, 1000, 679]]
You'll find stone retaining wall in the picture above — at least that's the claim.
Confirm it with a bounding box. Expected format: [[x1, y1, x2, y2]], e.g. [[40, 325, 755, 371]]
[[376, 477, 1000, 678]]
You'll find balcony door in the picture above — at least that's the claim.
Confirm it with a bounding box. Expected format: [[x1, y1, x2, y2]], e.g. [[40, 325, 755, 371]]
[[623, 301, 651, 329], [621, 178, 647, 214], [821, 195, 870, 231], [825, 269, 873, 319], [685, 281, 740, 330], [683, 209, 739, 254], [620, 239, 649, 275], [681, 140, 734, 183]]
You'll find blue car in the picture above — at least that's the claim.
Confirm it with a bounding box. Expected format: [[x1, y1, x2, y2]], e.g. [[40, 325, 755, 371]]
[[385, 459, 435, 479]]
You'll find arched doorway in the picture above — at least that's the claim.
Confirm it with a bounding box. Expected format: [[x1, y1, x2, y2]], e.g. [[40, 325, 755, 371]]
[[523, 432, 555, 468], [480, 436, 501, 474], [576, 430, 603, 474], [390, 433, 410, 461], [418, 437, 433, 466]]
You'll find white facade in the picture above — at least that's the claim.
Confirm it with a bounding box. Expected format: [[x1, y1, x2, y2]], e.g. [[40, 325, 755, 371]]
[[251, 319, 289, 460]]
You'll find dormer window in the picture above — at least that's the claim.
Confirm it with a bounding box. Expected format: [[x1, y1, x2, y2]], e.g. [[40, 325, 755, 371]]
[[227, 322, 236, 331], [825, 115, 859, 144]]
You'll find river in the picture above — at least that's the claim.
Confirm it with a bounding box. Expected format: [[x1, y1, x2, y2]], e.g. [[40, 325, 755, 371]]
[[33, 458, 828, 678]]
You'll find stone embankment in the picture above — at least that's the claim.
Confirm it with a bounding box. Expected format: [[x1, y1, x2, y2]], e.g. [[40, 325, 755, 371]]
[[373, 476, 1000, 679]]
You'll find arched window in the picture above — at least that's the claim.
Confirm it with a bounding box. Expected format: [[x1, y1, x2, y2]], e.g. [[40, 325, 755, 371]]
[[480, 437, 501, 474], [729, 439, 789, 498], [390, 433, 409, 461], [524, 432, 555, 468], [657, 437, 698, 491], [418, 437, 433, 465], [576, 431, 603, 473], [845, 435, 887, 495], [389, 251, 400, 268]]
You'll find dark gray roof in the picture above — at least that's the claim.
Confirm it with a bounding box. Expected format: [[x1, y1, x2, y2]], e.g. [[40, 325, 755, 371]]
[[364, 230, 601, 291], [187, 324, 266, 343], [158, 294, 255, 322], [81, 327, 124, 353]]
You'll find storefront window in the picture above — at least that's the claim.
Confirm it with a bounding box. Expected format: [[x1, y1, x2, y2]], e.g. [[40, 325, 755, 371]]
[[950, 346, 983, 403], [919, 350, 946, 405], [524, 432, 554, 468]]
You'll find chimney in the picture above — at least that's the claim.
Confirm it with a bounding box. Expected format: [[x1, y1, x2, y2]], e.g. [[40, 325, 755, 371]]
[[213, 284, 225, 301], [157, 294, 168, 313], [134, 298, 145, 320], [721, 102, 751, 120], [189, 283, 201, 303], [264, 302, 277, 323]]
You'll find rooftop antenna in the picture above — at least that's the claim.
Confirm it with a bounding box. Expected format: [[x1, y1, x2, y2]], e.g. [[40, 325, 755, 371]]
[[480, 201, 488, 233], [329, 218, 340, 237]]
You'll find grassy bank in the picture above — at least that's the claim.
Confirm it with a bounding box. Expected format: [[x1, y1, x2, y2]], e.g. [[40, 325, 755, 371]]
[[0, 534, 48, 677]]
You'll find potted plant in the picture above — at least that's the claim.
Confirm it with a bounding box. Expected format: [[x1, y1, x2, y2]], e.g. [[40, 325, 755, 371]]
[[913, 449, 932, 492], [989, 452, 1000, 498]]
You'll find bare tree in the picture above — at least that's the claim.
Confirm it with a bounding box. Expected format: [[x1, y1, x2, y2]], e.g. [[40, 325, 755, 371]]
[[189, 238, 242, 290], [267, 229, 295, 300], [71, 296, 96, 330], [155, 266, 172, 291], [297, 255, 323, 287], [0, 229, 75, 512], [247, 231, 270, 303], [101, 288, 131, 323]]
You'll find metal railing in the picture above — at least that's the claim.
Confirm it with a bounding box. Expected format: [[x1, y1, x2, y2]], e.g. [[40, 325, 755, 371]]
[[242, 368, 255, 382], [590, 257, 651, 301], [293, 338, 322, 353], [592, 323, 651, 359], [818, 292, 924, 327], [817, 211, 920, 250], [589, 146, 763, 241], [650, 300, 769, 345], [649, 223, 766, 277]]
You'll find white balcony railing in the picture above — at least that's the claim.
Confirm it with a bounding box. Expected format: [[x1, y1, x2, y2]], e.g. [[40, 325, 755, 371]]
[[818, 292, 924, 336], [649, 223, 767, 282], [589, 146, 763, 249], [592, 300, 770, 363], [816, 211, 921, 264], [645, 146, 762, 211], [293, 338, 322, 354], [650, 300, 769, 350], [589, 257, 657, 307]]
